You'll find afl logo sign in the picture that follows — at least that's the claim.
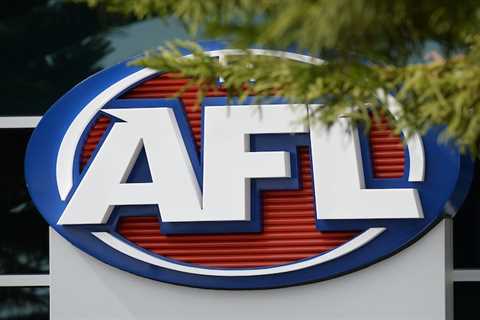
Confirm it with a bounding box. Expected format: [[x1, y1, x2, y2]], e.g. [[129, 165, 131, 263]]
[[25, 42, 473, 289]]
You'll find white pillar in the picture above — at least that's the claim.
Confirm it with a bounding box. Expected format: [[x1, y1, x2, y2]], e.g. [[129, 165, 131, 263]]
[[50, 219, 453, 320]]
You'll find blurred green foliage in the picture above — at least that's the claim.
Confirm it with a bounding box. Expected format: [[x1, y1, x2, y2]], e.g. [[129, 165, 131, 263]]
[[83, 1, 480, 153]]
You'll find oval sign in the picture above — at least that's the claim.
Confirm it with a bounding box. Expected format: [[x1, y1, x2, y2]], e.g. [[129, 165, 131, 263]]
[[25, 42, 473, 289]]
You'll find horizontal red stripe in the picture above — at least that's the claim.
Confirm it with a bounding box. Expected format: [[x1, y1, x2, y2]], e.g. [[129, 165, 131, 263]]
[[134, 239, 348, 250], [152, 246, 335, 256], [373, 174, 403, 178], [373, 158, 405, 165], [198, 261, 297, 268], [170, 254, 325, 263], [370, 136, 403, 144]]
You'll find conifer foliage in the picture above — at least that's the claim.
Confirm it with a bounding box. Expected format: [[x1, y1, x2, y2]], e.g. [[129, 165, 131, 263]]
[[86, 0, 480, 153]]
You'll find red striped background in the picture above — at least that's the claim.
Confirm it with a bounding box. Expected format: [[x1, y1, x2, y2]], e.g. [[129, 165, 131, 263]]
[[80, 72, 405, 269], [369, 117, 405, 178]]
